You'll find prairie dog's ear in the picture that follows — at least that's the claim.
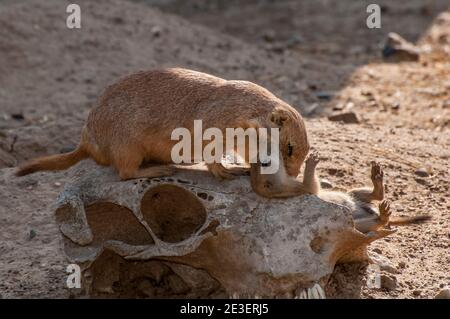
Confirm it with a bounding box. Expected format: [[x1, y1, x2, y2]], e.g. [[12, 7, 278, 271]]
[[270, 109, 289, 126]]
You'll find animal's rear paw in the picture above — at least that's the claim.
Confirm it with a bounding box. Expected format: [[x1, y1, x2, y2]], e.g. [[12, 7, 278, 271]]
[[306, 151, 320, 167], [370, 161, 384, 183]]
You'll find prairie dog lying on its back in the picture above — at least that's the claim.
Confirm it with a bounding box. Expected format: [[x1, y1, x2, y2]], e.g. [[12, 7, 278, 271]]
[[303, 153, 431, 233], [16, 68, 310, 198]]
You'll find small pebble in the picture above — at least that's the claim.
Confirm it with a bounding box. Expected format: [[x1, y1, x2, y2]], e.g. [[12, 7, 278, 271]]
[[328, 112, 360, 124], [112, 16, 124, 24], [391, 102, 400, 110], [414, 167, 430, 177], [28, 229, 37, 240], [443, 100, 450, 109], [11, 113, 24, 120], [315, 91, 335, 100], [332, 103, 344, 111], [361, 90, 373, 97], [151, 26, 162, 37], [262, 30, 276, 42], [414, 178, 428, 185], [286, 34, 303, 48]]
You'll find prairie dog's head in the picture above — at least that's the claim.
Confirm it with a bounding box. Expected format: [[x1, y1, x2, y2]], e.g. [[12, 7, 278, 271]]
[[269, 106, 309, 177]]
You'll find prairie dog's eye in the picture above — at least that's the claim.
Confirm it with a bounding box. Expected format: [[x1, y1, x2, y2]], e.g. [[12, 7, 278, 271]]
[[287, 143, 293, 157]]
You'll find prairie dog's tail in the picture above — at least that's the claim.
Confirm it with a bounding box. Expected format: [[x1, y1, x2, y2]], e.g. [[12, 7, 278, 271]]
[[16, 126, 92, 176], [15, 146, 89, 176], [389, 215, 432, 226]]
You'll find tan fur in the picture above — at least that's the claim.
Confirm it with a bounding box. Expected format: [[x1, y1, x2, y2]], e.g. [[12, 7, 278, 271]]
[[302, 153, 431, 233], [16, 68, 310, 198]]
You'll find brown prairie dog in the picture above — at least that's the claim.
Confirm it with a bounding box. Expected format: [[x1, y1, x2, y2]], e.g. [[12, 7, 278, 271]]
[[16, 68, 311, 198], [303, 152, 431, 233]]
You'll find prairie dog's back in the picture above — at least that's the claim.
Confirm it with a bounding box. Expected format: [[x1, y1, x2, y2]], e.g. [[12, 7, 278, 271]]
[[87, 68, 285, 149]]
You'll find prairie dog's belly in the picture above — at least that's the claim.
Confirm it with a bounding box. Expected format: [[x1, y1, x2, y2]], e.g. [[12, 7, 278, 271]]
[[318, 191, 356, 210], [318, 191, 382, 233]]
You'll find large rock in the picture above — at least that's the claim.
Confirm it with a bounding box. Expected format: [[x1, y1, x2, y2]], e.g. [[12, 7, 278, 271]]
[[55, 161, 388, 298]]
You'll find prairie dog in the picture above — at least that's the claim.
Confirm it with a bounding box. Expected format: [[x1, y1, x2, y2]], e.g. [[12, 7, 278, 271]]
[[303, 153, 431, 233], [16, 68, 310, 198]]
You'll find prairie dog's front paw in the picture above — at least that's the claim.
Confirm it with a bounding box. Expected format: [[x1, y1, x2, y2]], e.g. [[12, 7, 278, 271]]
[[379, 200, 391, 224]]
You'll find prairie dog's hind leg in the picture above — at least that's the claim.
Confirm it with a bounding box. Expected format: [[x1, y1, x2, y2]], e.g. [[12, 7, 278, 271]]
[[132, 165, 175, 179], [349, 161, 385, 203], [207, 162, 249, 180], [115, 152, 175, 180], [370, 161, 384, 200], [119, 165, 175, 180], [303, 151, 321, 195]]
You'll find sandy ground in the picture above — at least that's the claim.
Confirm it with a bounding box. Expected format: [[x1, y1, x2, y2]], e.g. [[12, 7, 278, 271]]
[[0, 0, 448, 298]]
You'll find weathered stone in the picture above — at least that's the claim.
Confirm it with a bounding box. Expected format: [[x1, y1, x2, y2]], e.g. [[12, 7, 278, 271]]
[[328, 112, 360, 124], [414, 167, 430, 177], [370, 252, 400, 274]]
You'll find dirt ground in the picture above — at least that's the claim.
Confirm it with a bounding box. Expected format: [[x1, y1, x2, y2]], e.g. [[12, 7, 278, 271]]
[[0, 0, 448, 298]]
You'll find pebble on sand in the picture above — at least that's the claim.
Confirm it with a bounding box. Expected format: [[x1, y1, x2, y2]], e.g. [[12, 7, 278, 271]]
[[28, 229, 37, 240], [414, 167, 430, 177], [328, 112, 360, 124]]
